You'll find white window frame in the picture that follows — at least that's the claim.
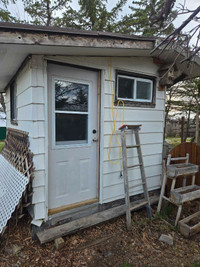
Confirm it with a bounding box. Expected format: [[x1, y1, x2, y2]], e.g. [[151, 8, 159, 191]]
[[10, 82, 17, 123], [117, 74, 153, 103], [52, 76, 91, 148]]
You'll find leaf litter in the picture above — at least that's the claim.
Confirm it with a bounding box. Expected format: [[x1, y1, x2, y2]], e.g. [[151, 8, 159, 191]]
[[0, 202, 200, 266]]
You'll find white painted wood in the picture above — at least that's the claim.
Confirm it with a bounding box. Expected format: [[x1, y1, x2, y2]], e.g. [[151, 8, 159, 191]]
[[33, 121, 45, 138], [33, 154, 45, 171], [32, 186, 45, 204], [104, 133, 163, 148], [17, 86, 45, 107], [34, 202, 46, 220], [103, 176, 160, 202], [103, 165, 162, 187], [103, 143, 163, 161], [103, 121, 163, 135], [6, 55, 47, 224], [48, 63, 99, 209], [103, 154, 162, 174], [5, 55, 166, 220], [29, 137, 45, 154], [32, 170, 46, 187], [16, 104, 44, 121], [104, 93, 165, 110], [104, 108, 164, 122]]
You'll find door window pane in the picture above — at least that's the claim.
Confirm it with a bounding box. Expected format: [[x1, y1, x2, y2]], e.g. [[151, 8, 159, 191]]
[[118, 76, 134, 99], [56, 113, 88, 144], [136, 80, 152, 100], [55, 80, 88, 112]]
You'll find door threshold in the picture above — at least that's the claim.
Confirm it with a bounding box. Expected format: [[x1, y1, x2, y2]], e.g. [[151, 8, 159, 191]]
[[48, 198, 98, 216]]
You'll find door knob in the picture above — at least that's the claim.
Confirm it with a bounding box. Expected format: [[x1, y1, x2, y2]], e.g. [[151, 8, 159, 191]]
[[92, 129, 97, 134], [92, 138, 98, 142]]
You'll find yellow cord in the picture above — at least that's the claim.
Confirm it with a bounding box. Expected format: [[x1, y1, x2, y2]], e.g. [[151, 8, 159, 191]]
[[108, 58, 125, 173]]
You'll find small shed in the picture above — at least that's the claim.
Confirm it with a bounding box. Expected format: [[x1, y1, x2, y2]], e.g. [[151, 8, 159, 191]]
[[0, 22, 200, 230]]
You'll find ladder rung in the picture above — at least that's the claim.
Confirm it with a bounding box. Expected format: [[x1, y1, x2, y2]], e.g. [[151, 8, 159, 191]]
[[126, 145, 140, 149], [130, 201, 148, 211], [127, 164, 142, 169], [129, 182, 145, 189]]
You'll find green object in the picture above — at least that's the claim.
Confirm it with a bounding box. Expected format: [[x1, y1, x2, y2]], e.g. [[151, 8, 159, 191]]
[[0, 127, 6, 140]]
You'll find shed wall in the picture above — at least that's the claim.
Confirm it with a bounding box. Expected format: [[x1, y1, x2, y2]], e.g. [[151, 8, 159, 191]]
[[46, 56, 165, 204], [6, 55, 165, 222], [6, 55, 47, 222]]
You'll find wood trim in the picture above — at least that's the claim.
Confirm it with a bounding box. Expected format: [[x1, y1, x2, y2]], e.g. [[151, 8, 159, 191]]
[[48, 198, 99, 216], [96, 70, 101, 200], [48, 64, 101, 215], [47, 59, 101, 72]]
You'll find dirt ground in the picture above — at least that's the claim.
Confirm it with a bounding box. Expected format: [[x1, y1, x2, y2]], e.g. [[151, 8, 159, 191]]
[[1, 202, 200, 267]]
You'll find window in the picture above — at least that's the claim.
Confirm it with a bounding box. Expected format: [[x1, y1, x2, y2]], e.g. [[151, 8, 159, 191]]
[[54, 79, 89, 145], [10, 82, 17, 123], [116, 71, 156, 107]]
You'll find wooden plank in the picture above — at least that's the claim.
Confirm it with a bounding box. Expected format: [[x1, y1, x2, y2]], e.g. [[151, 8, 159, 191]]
[[121, 130, 131, 230], [170, 185, 200, 205], [166, 163, 199, 178], [167, 142, 200, 191], [48, 198, 98, 216], [178, 211, 200, 238], [37, 195, 159, 244]]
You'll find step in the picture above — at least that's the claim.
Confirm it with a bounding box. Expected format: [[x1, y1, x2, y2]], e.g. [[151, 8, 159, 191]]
[[170, 185, 200, 205], [127, 164, 142, 169], [129, 182, 145, 189], [126, 145, 139, 149], [37, 195, 159, 244], [129, 201, 148, 211]]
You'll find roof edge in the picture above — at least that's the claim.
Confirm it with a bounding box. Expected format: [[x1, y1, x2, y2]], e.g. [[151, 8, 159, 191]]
[[0, 22, 156, 42]]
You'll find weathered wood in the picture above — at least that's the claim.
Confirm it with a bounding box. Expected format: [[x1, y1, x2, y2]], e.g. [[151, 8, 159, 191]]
[[129, 201, 148, 211], [178, 211, 200, 238], [167, 163, 199, 178], [37, 195, 159, 244], [167, 143, 200, 190], [0, 31, 154, 50], [170, 185, 200, 205], [135, 130, 152, 218], [121, 130, 131, 230], [157, 153, 199, 225], [157, 170, 167, 212]]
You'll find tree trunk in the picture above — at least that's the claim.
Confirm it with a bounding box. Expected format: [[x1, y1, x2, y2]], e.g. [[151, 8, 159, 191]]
[[195, 111, 199, 144], [46, 0, 51, 26], [181, 116, 185, 143], [0, 93, 6, 113], [184, 108, 191, 142]]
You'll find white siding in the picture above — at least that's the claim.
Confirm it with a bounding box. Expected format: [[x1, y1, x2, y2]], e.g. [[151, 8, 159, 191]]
[[46, 56, 165, 204], [6, 55, 47, 222], [6, 54, 165, 222]]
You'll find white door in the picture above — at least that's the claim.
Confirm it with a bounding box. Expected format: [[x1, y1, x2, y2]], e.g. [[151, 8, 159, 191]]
[[48, 63, 99, 211]]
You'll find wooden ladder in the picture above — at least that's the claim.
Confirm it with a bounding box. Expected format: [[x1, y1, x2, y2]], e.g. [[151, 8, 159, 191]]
[[119, 124, 152, 230]]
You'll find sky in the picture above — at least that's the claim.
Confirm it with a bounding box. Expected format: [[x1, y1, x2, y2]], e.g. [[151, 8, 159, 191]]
[[5, 0, 200, 45]]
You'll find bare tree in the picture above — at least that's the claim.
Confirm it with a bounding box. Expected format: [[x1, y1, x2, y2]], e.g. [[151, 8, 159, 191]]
[[151, 1, 200, 62]]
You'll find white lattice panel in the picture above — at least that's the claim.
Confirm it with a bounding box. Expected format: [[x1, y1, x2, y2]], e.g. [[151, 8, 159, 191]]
[[0, 155, 29, 233]]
